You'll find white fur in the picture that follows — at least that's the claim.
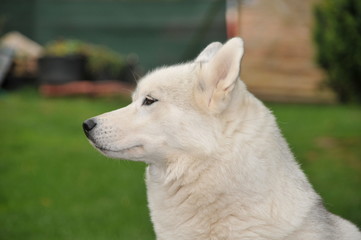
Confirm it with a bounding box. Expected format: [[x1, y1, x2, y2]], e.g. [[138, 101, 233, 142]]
[[84, 38, 361, 240]]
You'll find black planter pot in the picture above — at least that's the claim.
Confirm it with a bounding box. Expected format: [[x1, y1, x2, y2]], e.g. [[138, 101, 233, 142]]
[[92, 67, 118, 82], [38, 55, 86, 84], [2, 75, 38, 90]]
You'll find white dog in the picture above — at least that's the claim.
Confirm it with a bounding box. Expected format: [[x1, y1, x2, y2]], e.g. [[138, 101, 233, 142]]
[[83, 38, 361, 240]]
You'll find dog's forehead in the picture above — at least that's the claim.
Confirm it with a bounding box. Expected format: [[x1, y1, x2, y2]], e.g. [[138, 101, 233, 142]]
[[134, 63, 196, 100]]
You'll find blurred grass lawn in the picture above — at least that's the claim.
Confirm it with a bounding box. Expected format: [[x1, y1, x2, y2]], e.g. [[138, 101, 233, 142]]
[[0, 89, 360, 239]]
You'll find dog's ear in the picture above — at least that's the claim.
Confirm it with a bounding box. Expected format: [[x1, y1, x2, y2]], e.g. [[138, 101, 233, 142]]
[[195, 42, 223, 63], [196, 38, 244, 114]]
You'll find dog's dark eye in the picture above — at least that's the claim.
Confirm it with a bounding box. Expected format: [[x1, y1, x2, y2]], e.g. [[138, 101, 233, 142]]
[[142, 96, 158, 106]]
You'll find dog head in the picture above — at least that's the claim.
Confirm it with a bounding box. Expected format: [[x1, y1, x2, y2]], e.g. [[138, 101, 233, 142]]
[[83, 38, 245, 164]]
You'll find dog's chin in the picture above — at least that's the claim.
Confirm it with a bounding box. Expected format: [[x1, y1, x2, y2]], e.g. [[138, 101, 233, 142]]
[[94, 144, 145, 161]]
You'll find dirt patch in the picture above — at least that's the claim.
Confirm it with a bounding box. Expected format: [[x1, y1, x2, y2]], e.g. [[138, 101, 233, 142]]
[[313, 136, 361, 170]]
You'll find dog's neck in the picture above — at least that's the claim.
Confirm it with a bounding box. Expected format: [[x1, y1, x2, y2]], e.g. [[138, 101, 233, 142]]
[[145, 82, 317, 239]]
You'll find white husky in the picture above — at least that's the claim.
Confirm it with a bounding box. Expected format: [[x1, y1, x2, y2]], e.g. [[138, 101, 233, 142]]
[[83, 38, 361, 240]]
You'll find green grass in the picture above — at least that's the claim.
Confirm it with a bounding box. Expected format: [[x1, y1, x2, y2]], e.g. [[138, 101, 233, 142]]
[[0, 89, 360, 239], [0, 89, 153, 240], [268, 103, 361, 225]]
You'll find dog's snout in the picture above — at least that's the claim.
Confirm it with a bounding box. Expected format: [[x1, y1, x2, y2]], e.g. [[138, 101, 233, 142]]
[[83, 118, 97, 135]]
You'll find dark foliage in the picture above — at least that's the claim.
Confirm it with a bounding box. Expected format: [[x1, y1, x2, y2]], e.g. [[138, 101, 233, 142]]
[[313, 0, 361, 103]]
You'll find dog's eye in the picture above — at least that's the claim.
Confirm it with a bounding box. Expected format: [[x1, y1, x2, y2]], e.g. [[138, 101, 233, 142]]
[[142, 96, 158, 106]]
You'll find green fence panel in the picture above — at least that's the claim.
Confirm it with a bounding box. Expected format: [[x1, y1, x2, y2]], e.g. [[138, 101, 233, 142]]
[[0, 0, 36, 40], [1, 0, 226, 71]]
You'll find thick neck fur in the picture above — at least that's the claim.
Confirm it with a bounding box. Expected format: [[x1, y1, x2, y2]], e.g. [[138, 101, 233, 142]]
[[146, 80, 318, 240]]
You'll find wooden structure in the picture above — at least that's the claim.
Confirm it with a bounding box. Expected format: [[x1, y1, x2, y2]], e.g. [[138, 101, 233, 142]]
[[237, 0, 336, 103]]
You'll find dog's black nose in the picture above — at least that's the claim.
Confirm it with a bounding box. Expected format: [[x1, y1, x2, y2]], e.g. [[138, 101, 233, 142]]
[[83, 118, 97, 135]]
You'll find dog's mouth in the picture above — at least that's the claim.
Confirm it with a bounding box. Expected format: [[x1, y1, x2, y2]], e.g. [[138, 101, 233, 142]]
[[95, 144, 144, 153]]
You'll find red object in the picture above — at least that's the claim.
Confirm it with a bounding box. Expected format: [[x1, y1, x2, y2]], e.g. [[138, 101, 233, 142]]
[[39, 81, 134, 97]]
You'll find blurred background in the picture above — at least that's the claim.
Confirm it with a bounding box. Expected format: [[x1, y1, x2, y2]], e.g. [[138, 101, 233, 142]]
[[0, 0, 360, 239]]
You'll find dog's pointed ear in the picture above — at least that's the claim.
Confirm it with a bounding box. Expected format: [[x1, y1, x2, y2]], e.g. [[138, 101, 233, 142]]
[[195, 38, 244, 114], [195, 42, 223, 63]]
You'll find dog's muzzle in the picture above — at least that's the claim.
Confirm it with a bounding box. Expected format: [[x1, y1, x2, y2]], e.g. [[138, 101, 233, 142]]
[[83, 118, 97, 140]]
